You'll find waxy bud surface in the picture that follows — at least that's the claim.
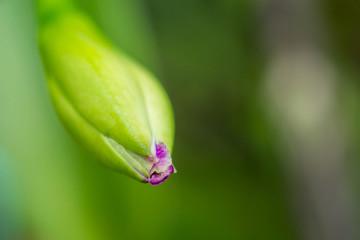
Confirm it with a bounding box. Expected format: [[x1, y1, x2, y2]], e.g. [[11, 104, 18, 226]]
[[38, 8, 175, 185]]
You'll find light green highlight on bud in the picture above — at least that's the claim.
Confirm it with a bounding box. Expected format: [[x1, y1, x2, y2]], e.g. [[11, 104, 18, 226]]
[[37, 2, 175, 183]]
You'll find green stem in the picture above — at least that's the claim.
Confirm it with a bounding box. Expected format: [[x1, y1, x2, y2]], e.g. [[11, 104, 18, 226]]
[[37, 0, 76, 26]]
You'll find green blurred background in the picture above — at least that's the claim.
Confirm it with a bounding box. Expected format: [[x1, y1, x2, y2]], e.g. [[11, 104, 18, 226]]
[[1, 0, 360, 239]]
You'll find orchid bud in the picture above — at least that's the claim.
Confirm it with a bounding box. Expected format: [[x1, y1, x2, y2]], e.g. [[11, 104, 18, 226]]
[[37, 5, 175, 185]]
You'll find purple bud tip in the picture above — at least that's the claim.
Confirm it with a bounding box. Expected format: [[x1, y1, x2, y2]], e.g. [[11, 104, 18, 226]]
[[148, 142, 175, 186]]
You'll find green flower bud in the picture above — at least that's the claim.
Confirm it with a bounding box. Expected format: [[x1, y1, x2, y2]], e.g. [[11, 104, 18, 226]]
[[37, 3, 175, 185]]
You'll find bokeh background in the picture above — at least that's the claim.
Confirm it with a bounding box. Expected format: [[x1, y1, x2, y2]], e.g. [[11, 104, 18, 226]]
[[1, 0, 360, 239]]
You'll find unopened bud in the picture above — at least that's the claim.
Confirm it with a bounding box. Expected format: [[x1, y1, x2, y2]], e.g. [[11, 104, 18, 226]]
[[38, 7, 175, 185]]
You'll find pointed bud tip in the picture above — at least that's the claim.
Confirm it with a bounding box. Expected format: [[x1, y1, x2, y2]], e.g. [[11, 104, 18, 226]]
[[148, 142, 175, 186]]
